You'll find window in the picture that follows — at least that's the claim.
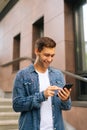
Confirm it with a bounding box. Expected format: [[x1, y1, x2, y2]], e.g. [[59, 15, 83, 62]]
[[13, 34, 20, 72], [74, 3, 87, 100], [32, 16, 44, 60]]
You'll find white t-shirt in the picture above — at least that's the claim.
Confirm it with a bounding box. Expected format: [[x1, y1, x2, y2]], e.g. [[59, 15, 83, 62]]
[[36, 69, 53, 130]]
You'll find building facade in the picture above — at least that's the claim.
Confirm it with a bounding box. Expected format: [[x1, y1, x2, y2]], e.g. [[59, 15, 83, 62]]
[[0, 0, 87, 129]]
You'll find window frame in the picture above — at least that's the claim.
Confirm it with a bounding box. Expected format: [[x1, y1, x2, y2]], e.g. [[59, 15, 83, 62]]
[[32, 16, 44, 60], [13, 33, 20, 72], [74, 3, 87, 100]]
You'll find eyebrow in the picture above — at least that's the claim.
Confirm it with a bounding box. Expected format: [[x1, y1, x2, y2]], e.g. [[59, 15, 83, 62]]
[[44, 53, 55, 57]]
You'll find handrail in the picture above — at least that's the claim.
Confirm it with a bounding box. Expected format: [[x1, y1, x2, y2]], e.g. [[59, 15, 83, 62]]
[[0, 56, 87, 82], [0, 57, 34, 67], [61, 70, 87, 83]]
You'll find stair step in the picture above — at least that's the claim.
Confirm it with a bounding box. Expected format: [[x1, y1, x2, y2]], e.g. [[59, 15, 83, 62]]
[[0, 106, 13, 112], [0, 120, 18, 130], [0, 98, 12, 106], [0, 112, 19, 120], [0, 98, 19, 130]]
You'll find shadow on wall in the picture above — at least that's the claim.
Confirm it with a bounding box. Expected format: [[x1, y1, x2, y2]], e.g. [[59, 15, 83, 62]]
[[64, 120, 76, 130]]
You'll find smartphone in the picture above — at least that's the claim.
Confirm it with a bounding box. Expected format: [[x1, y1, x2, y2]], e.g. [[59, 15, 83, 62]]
[[55, 83, 73, 96], [63, 83, 73, 90]]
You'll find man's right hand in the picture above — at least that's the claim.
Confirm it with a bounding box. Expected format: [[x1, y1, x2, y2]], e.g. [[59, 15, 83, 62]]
[[44, 86, 62, 98]]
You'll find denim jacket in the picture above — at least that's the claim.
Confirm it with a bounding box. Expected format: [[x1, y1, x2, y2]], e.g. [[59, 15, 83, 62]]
[[12, 64, 71, 130]]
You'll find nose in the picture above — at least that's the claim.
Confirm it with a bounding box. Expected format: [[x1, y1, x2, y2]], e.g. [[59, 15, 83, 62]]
[[48, 56, 53, 62]]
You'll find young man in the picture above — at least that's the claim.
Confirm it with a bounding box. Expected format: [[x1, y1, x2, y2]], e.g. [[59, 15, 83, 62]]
[[12, 37, 72, 130]]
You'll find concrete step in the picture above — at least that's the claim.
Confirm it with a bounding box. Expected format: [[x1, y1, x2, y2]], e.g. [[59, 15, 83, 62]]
[[0, 112, 19, 120], [0, 105, 13, 112], [0, 120, 18, 130], [0, 98, 19, 130], [0, 98, 12, 106]]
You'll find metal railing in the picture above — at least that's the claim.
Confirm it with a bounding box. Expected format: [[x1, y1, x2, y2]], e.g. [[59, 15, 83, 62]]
[[0, 56, 87, 83], [0, 57, 34, 67]]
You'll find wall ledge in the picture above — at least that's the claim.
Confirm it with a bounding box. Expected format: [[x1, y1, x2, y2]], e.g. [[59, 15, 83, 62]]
[[72, 101, 87, 108]]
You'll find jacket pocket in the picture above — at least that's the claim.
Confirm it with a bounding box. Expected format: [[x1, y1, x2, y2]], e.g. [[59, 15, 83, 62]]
[[23, 80, 36, 95]]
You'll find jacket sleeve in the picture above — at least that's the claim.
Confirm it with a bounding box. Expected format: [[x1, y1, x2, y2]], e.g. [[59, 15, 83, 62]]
[[60, 98, 72, 110], [55, 69, 72, 110], [12, 71, 47, 112]]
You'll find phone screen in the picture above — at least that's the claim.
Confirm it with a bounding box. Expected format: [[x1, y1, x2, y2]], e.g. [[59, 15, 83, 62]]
[[63, 83, 73, 90]]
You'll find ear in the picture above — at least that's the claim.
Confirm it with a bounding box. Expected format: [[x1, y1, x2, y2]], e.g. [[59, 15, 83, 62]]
[[34, 48, 39, 55]]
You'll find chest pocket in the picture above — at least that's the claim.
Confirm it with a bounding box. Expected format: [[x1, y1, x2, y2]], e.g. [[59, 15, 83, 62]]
[[23, 80, 36, 95], [51, 79, 64, 88]]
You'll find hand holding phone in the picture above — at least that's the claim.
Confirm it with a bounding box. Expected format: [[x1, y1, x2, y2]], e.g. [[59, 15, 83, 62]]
[[55, 83, 73, 96]]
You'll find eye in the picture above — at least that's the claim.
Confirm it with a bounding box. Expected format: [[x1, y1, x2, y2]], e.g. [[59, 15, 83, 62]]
[[51, 54, 55, 57], [44, 54, 50, 57], [44, 54, 55, 57]]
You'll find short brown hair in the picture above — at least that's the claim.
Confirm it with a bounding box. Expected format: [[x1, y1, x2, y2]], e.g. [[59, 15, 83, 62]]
[[35, 37, 56, 52]]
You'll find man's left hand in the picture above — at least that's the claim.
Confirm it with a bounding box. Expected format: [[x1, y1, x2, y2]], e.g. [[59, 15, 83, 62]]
[[58, 88, 72, 101]]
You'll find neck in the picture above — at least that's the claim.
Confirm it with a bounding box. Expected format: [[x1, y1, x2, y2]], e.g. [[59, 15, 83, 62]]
[[34, 62, 47, 73]]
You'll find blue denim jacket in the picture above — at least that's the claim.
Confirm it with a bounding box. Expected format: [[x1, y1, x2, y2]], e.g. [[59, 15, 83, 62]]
[[12, 64, 71, 130]]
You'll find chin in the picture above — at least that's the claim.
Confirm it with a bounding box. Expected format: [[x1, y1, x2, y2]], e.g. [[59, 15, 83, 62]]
[[44, 64, 49, 68], [43, 62, 50, 68]]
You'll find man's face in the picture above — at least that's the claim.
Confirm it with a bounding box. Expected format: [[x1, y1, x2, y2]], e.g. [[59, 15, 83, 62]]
[[35, 47, 55, 69]]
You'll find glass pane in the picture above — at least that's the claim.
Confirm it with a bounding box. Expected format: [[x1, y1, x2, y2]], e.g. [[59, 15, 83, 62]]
[[80, 79, 87, 95], [82, 4, 87, 70], [83, 4, 87, 42], [75, 3, 87, 99]]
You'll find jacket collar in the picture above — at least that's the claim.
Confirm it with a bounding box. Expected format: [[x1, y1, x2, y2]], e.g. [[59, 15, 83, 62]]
[[28, 64, 53, 73]]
